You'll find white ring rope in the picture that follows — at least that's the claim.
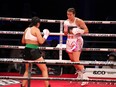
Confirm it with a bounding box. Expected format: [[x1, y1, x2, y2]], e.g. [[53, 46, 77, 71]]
[[0, 45, 116, 52], [1, 39, 116, 44], [0, 31, 116, 37], [0, 17, 116, 24], [84, 20, 116, 24], [0, 58, 116, 66], [0, 76, 115, 82], [0, 31, 64, 36]]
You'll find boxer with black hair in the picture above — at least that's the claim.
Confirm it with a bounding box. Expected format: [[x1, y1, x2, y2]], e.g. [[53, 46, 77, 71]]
[[21, 16, 51, 87]]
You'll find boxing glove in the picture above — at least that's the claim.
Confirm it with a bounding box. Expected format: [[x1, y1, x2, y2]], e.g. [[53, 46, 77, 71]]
[[72, 28, 84, 35], [43, 29, 50, 39]]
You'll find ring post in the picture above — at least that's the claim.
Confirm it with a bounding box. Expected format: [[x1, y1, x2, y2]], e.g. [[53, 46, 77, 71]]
[[59, 21, 64, 75]]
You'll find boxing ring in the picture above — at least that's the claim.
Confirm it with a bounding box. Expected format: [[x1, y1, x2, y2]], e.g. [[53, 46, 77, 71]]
[[0, 17, 116, 87]]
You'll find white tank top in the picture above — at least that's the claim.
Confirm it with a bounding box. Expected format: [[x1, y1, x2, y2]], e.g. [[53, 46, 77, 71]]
[[25, 27, 38, 41], [64, 18, 81, 39], [64, 17, 79, 27]]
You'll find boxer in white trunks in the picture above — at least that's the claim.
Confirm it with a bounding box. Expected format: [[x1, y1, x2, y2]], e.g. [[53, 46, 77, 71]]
[[64, 8, 89, 85]]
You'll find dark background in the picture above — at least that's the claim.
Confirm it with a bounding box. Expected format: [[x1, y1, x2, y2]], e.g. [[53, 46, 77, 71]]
[[0, 0, 116, 32], [0, 0, 116, 20], [0, 0, 116, 72]]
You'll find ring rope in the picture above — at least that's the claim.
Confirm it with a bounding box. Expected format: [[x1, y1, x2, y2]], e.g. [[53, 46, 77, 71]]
[[0, 31, 63, 36], [0, 45, 116, 51], [1, 39, 116, 44], [0, 17, 116, 24], [0, 58, 116, 66], [85, 41, 116, 44], [0, 76, 115, 82], [0, 31, 116, 37]]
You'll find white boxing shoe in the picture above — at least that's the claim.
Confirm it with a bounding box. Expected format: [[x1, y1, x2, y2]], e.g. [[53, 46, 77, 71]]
[[77, 70, 89, 86]]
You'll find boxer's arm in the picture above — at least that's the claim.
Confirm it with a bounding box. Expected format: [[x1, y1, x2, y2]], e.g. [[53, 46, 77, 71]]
[[21, 29, 27, 44], [36, 28, 45, 44], [63, 21, 68, 35], [36, 28, 49, 44], [76, 18, 89, 34]]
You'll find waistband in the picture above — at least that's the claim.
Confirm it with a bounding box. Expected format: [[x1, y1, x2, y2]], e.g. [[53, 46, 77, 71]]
[[67, 35, 75, 39], [25, 44, 39, 49], [67, 34, 81, 39]]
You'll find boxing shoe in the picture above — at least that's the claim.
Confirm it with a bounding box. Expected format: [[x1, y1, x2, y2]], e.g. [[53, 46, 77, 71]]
[[76, 70, 89, 86]]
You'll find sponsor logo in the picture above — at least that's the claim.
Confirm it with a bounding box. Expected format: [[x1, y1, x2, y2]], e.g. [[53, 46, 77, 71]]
[[0, 79, 20, 86], [93, 71, 106, 75]]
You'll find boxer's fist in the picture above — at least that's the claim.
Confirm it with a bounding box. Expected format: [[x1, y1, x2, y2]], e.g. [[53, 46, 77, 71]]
[[43, 29, 50, 39], [72, 28, 84, 35]]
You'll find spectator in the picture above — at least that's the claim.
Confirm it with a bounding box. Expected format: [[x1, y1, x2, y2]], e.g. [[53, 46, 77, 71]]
[[102, 52, 116, 69]]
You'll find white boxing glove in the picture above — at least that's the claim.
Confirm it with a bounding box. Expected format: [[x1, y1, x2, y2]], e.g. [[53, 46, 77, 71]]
[[43, 29, 50, 39], [72, 28, 84, 35]]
